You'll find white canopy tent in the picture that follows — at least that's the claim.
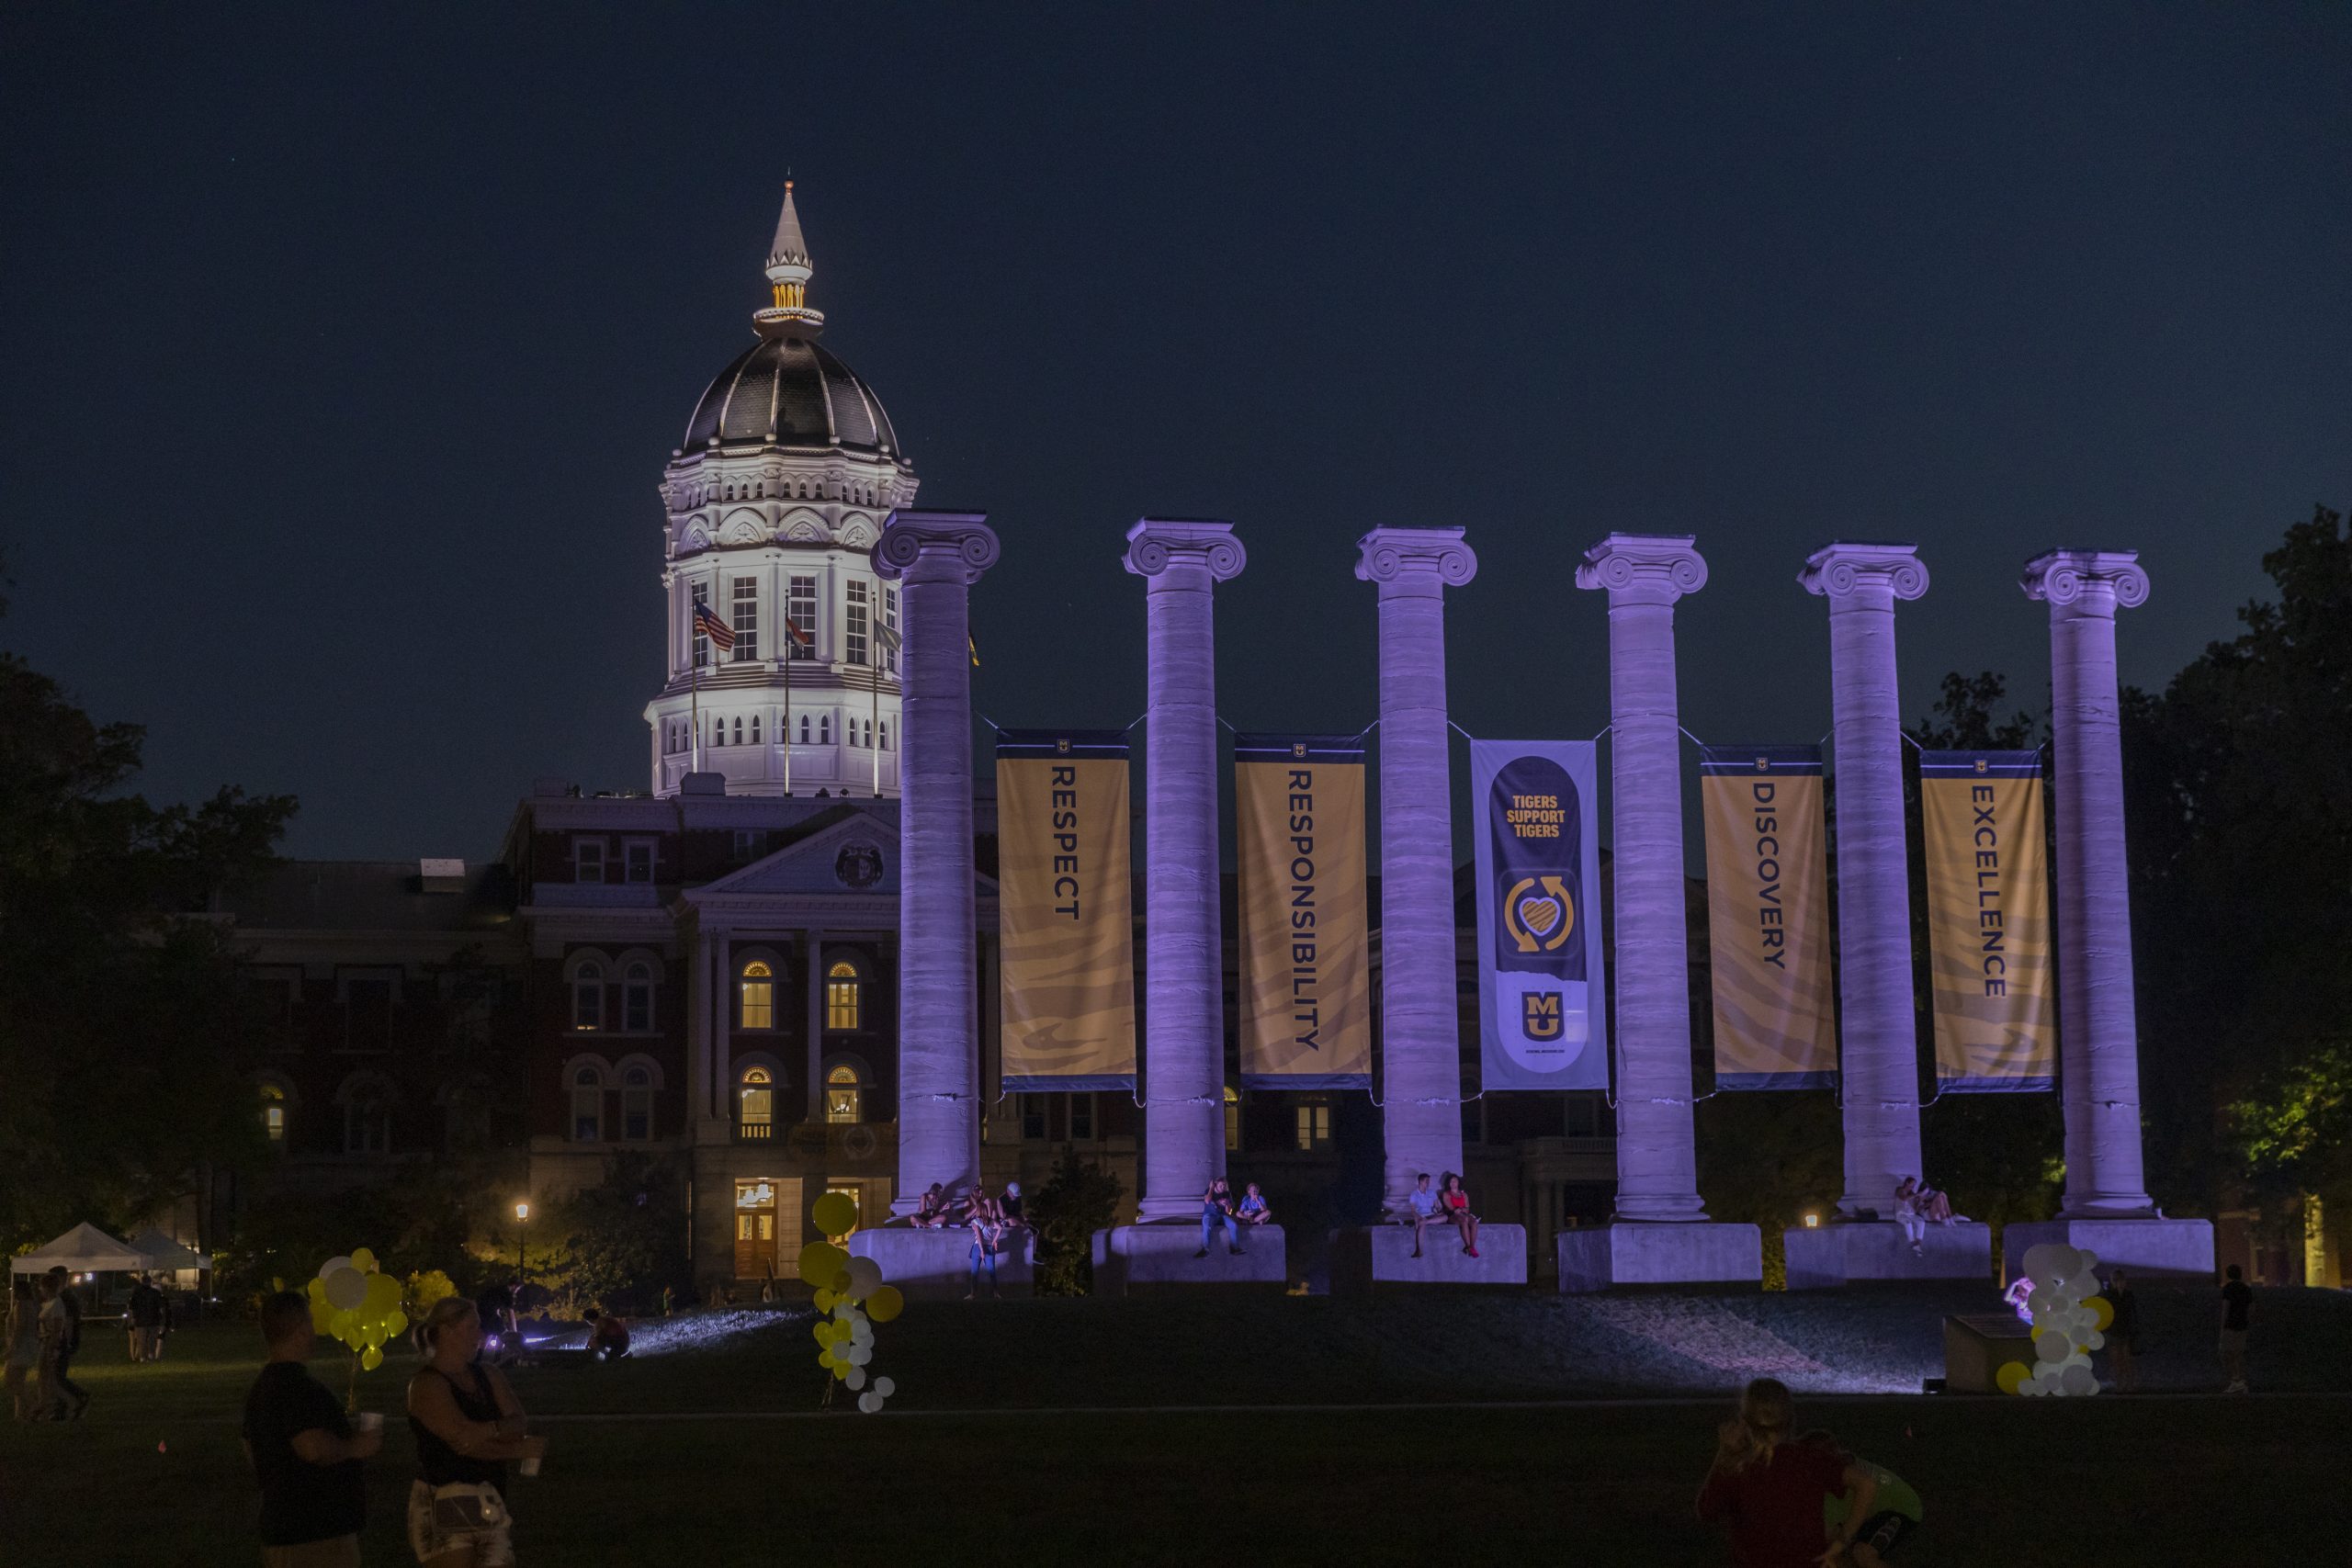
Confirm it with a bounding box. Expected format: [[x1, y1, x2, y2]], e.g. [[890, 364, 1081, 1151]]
[[10, 1223, 152, 1275], [127, 1229, 212, 1272]]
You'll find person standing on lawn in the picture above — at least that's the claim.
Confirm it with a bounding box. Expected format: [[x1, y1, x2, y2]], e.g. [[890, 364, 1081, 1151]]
[[1697, 1378, 1872, 1568], [407, 1295, 545, 1566], [42, 1266, 87, 1418], [243, 1290, 380, 1567], [5, 1278, 41, 1420], [2220, 1264, 2253, 1393], [127, 1273, 168, 1362]]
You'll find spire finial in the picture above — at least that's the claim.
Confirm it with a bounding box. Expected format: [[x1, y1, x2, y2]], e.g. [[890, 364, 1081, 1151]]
[[756, 178, 823, 336]]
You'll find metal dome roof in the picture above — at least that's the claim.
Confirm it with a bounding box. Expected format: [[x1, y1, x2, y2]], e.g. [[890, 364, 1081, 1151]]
[[680, 333, 900, 458]]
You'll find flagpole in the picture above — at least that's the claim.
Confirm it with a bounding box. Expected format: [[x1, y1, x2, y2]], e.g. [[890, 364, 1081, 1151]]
[[871, 655, 881, 797], [782, 639, 794, 796]]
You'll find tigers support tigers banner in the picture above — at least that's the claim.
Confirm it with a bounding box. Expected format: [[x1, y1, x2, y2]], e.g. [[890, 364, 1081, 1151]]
[[1235, 735, 1371, 1089], [1700, 746, 1838, 1089], [995, 731, 1136, 1090], [1471, 740, 1610, 1090], [1921, 750, 2055, 1091]]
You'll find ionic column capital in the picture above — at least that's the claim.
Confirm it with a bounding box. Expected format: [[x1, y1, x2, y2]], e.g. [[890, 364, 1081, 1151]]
[[1125, 518, 1245, 581], [1575, 533, 1706, 603], [1354, 526, 1477, 589], [875, 510, 1000, 584], [2021, 548, 2149, 615], [1800, 541, 1928, 605]]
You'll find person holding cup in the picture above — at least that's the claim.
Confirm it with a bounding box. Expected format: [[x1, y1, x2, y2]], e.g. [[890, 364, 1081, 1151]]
[[242, 1289, 380, 1567], [406, 1296, 546, 1566]]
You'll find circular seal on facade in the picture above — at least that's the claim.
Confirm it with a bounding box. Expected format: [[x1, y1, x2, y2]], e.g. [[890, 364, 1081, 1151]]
[[833, 840, 885, 889], [842, 1124, 879, 1162]]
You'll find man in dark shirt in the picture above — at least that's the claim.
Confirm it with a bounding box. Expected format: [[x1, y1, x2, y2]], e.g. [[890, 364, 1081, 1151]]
[[127, 1275, 165, 1363], [2220, 1264, 2254, 1393], [242, 1290, 379, 1567], [43, 1267, 87, 1416]]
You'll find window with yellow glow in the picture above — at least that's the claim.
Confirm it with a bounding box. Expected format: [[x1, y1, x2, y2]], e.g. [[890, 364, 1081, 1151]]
[[262, 1084, 287, 1144], [739, 960, 774, 1030], [825, 1063, 861, 1124], [739, 1066, 774, 1138], [1224, 1085, 1240, 1152], [825, 960, 861, 1032]]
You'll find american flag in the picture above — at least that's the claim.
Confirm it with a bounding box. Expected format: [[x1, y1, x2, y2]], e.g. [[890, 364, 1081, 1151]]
[[693, 600, 736, 653], [784, 616, 813, 651]]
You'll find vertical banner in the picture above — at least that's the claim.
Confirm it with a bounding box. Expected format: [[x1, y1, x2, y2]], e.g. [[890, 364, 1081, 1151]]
[[1471, 740, 1610, 1090], [1699, 746, 1838, 1089], [995, 731, 1136, 1089], [1921, 750, 2055, 1091], [1235, 735, 1371, 1089]]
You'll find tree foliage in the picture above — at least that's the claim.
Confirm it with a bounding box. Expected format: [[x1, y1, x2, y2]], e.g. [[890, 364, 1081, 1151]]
[[537, 1152, 690, 1313], [1026, 1148, 1124, 1295]]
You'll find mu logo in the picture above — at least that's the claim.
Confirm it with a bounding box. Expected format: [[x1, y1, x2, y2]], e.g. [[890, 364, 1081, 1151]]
[[1522, 990, 1565, 1041], [1503, 875, 1575, 954]]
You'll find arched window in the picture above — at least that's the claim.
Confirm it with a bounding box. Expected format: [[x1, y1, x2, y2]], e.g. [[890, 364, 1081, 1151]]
[[621, 1064, 653, 1141], [739, 960, 775, 1030], [825, 1063, 862, 1124], [261, 1083, 288, 1145], [345, 1086, 390, 1156], [739, 1066, 774, 1138], [820, 714, 831, 745], [752, 715, 762, 745], [573, 961, 604, 1032], [623, 963, 653, 1032], [733, 716, 744, 746], [799, 714, 811, 743], [825, 960, 862, 1032], [571, 1065, 604, 1142], [879, 721, 889, 751]]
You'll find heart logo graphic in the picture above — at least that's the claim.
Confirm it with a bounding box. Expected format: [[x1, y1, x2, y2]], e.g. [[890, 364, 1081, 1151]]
[[1519, 895, 1563, 939]]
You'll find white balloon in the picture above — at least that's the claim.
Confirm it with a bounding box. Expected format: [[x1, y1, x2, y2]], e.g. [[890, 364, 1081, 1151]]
[[2081, 1329, 2106, 1351], [845, 1257, 884, 1299], [873, 1377, 896, 1398], [845, 1368, 866, 1390], [2021, 1244, 2067, 1278], [2034, 1330, 2072, 1363], [834, 1302, 859, 1322], [2027, 1289, 2059, 1320], [851, 1321, 874, 1345], [2060, 1362, 2097, 1396], [320, 1256, 354, 1281], [857, 1392, 882, 1414], [847, 1344, 872, 1366], [323, 1266, 369, 1311]]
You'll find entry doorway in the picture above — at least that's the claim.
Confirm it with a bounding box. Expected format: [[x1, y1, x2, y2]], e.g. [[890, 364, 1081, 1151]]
[[733, 1177, 804, 1282]]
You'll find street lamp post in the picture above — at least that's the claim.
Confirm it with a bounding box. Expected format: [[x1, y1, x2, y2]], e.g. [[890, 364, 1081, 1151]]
[[514, 1201, 531, 1293]]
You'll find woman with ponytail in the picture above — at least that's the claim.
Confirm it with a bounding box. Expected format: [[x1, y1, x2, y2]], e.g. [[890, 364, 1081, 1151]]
[[1697, 1378, 1870, 1568]]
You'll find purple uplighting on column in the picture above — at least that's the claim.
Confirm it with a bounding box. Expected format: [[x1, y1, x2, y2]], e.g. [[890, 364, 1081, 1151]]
[[1577, 534, 1710, 1223], [1801, 541, 1928, 1216], [1126, 519, 1246, 1222], [1355, 527, 1477, 1215], [2023, 549, 2157, 1219], [875, 510, 1000, 1216]]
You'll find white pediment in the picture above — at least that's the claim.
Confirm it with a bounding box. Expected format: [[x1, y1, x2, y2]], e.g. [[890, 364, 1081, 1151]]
[[697, 809, 902, 897]]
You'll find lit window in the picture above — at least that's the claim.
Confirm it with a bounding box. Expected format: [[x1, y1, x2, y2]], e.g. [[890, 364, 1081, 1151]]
[[825, 1063, 861, 1124], [1225, 1085, 1241, 1153], [739, 1066, 773, 1138], [787, 576, 818, 660], [572, 961, 604, 1032], [740, 960, 775, 1030], [261, 1084, 287, 1145], [623, 963, 653, 1032], [844, 581, 869, 667], [574, 839, 605, 884], [1294, 1100, 1332, 1152], [571, 1066, 603, 1142], [826, 960, 861, 1032], [621, 1065, 652, 1141], [730, 576, 760, 661]]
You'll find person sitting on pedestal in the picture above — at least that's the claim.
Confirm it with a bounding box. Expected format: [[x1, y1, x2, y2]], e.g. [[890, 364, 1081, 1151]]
[[1236, 1182, 1272, 1228], [910, 1183, 952, 1230], [1440, 1172, 1481, 1258], [999, 1181, 1025, 1229], [1406, 1172, 1443, 1258], [1894, 1179, 1928, 1256], [1194, 1179, 1242, 1258]]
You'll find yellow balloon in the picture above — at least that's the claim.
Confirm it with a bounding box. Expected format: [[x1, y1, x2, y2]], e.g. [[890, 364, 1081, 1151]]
[[384, 1310, 408, 1339], [365, 1273, 401, 1312], [306, 1277, 329, 1303], [818, 1349, 836, 1370], [361, 1345, 383, 1371], [310, 1297, 334, 1333], [813, 1323, 836, 1348], [2087, 1296, 2114, 1331], [811, 1192, 859, 1237], [831, 1269, 853, 1294], [797, 1242, 848, 1289], [865, 1286, 904, 1324], [1996, 1360, 2029, 1395], [351, 1247, 378, 1273], [831, 1360, 851, 1381], [813, 1289, 835, 1312]]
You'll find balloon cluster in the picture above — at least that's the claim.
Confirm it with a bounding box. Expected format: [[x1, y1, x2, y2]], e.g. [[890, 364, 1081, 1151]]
[[307, 1247, 407, 1374], [1998, 1243, 2110, 1397], [800, 1191, 904, 1414]]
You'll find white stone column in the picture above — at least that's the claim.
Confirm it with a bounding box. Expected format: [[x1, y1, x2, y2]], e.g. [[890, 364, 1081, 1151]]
[[1801, 543, 1928, 1214], [2023, 549, 2157, 1218], [1125, 519, 1245, 1221], [1355, 527, 1476, 1214], [803, 931, 826, 1122], [686, 925, 715, 1125], [875, 511, 999, 1216], [1577, 534, 1709, 1222]]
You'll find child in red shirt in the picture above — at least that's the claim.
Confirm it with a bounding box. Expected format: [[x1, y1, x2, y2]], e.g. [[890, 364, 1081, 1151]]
[[1697, 1379, 1871, 1568]]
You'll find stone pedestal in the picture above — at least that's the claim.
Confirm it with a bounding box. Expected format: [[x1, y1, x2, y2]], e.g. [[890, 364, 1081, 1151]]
[[875, 511, 1000, 1214], [848, 1226, 1037, 1301], [1556, 1223, 1762, 1292], [1125, 521, 1246, 1221], [2000, 1218, 2214, 1281], [1329, 1224, 1527, 1292], [1091, 1224, 1288, 1293], [1355, 528, 1477, 1213], [1781, 1221, 1990, 1290], [1800, 543, 1929, 1214]]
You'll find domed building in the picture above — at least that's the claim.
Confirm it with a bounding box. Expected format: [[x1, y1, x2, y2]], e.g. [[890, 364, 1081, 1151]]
[[645, 185, 916, 799]]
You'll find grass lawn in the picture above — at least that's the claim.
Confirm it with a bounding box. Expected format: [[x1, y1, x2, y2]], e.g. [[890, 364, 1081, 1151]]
[[4, 1297, 2346, 1566]]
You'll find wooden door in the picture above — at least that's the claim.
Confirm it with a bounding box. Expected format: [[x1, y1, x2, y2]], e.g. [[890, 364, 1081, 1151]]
[[734, 1180, 777, 1279]]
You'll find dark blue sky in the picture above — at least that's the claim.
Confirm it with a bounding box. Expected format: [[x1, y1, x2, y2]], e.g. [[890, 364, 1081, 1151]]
[[5, 4, 2346, 860]]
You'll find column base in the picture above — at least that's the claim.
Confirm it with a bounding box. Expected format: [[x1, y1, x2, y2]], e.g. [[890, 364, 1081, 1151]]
[[1782, 1221, 1989, 1289], [1091, 1224, 1288, 1294], [1329, 1224, 1527, 1292], [846, 1227, 1036, 1302], [2000, 1217, 2214, 1280], [1556, 1223, 1762, 1292]]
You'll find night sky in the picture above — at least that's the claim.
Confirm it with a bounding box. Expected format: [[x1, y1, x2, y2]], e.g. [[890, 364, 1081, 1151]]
[[5, 5, 2346, 862]]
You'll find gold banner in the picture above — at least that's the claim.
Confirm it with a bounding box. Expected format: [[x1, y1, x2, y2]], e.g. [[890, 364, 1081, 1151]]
[[1236, 739, 1371, 1088], [1922, 752, 2054, 1089], [996, 739, 1136, 1089], [1700, 748, 1837, 1089]]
